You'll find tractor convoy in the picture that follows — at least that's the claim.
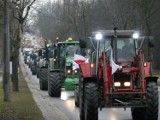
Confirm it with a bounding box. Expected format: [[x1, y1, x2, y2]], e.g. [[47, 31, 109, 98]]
[[23, 38, 80, 94], [23, 29, 159, 120]]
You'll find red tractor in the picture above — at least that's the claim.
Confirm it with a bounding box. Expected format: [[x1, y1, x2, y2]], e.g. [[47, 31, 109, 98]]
[[78, 29, 159, 120]]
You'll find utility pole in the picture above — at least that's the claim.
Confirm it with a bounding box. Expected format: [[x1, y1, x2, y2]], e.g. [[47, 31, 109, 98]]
[[3, 0, 11, 101]]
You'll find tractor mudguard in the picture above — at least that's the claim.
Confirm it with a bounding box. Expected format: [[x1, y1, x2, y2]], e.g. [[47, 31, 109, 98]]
[[145, 76, 158, 83], [82, 77, 98, 84], [79, 63, 91, 77]]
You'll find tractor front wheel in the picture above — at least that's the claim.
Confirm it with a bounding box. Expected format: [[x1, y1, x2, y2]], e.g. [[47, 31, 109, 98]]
[[48, 72, 62, 97], [84, 82, 98, 120]]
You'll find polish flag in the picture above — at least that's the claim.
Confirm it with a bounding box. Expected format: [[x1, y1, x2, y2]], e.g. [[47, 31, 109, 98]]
[[73, 54, 86, 70]]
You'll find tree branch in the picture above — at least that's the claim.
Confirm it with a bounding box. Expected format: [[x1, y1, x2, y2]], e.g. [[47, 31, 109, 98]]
[[23, 0, 36, 21]]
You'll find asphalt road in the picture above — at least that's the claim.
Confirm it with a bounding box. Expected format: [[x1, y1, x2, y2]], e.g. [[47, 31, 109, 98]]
[[20, 55, 160, 120]]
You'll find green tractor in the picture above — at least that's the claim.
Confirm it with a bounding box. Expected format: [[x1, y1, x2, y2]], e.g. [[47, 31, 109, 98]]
[[48, 39, 80, 97]]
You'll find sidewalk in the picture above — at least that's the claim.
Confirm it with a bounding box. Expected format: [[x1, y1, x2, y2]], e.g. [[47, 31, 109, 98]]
[[20, 58, 69, 120]]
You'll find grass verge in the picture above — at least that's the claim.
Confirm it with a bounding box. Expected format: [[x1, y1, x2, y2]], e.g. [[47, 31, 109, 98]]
[[0, 69, 45, 120]]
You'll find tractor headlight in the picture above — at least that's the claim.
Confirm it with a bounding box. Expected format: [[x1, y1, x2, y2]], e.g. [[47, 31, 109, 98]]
[[74, 70, 78, 74], [114, 82, 121, 87], [124, 82, 131, 87], [67, 70, 71, 74]]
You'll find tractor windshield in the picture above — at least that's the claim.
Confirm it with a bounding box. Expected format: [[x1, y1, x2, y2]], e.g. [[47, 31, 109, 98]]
[[60, 44, 80, 57], [99, 37, 135, 61], [117, 38, 135, 61]]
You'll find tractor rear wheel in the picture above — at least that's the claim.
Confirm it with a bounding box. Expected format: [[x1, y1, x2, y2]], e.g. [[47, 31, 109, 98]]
[[39, 68, 48, 90], [37, 67, 40, 78], [84, 82, 98, 120], [48, 72, 62, 97], [31, 65, 37, 75], [145, 82, 158, 120]]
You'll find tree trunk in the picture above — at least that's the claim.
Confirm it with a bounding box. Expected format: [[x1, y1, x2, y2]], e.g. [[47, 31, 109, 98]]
[[11, 23, 21, 91], [12, 49, 19, 91], [3, 0, 11, 101]]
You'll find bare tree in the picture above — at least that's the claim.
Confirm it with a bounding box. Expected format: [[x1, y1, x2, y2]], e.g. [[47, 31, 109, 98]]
[[10, 0, 36, 91], [134, 0, 160, 35]]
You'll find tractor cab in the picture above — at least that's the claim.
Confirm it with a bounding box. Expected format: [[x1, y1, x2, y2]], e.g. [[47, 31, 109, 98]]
[[50, 40, 80, 73], [92, 30, 138, 65]]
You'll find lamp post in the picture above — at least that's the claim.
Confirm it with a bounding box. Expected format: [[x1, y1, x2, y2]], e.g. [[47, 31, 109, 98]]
[[3, 0, 10, 101]]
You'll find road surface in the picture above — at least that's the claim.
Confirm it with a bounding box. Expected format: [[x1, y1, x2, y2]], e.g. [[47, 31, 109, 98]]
[[20, 55, 160, 120]]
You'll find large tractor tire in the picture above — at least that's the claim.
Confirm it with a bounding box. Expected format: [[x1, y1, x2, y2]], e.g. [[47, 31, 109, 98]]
[[48, 72, 62, 97], [84, 82, 98, 120], [31, 65, 37, 75], [74, 85, 79, 107], [131, 82, 158, 120], [79, 75, 85, 120], [37, 67, 40, 78], [28, 62, 32, 68], [39, 68, 48, 90], [145, 82, 158, 120]]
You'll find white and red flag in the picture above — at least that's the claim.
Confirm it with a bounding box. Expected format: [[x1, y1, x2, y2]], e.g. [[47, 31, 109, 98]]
[[110, 49, 122, 74], [72, 54, 86, 70]]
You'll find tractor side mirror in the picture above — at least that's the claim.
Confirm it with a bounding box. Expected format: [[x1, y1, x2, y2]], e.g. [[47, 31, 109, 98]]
[[144, 36, 154, 48], [79, 38, 87, 48], [137, 36, 154, 49], [137, 36, 154, 62]]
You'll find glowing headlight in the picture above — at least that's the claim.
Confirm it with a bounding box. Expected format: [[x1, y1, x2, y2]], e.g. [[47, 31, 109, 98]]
[[124, 82, 131, 87], [95, 33, 103, 40], [133, 32, 139, 39], [67, 70, 71, 74], [114, 82, 121, 87], [54, 59, 56, 61], [74, 70, 78, 74]]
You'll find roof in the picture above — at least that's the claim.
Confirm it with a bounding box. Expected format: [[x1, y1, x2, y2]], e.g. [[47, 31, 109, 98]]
[[58, 41, 79, 44], [92, 30, 138, 37]]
